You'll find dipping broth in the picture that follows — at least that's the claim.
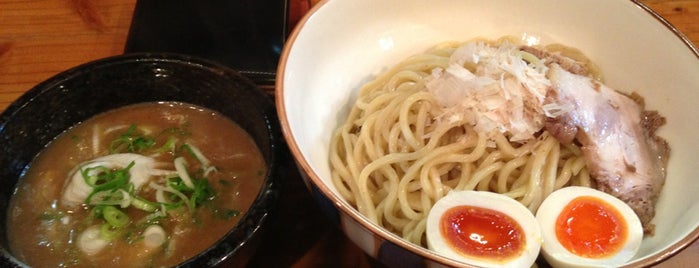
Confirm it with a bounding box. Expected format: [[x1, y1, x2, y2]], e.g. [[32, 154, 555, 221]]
[[7, 102, 266, 267]]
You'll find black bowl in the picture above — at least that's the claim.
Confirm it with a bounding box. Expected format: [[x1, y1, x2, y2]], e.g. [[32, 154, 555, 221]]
[[0, 53, 283, 267]]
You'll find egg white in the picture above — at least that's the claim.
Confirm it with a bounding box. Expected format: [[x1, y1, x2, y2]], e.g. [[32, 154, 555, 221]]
[[426, 190, 542, 268], [536, 186, 644, 268]]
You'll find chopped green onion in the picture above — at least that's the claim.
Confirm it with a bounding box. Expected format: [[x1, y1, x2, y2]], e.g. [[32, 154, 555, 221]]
[[87, 189, 132, 208], [109, 124, 156, 153], [155, 136, 178, 153], [102, 206, 129, 228], [162, 177, 215, 210], [189, 179, 215, 209], [166, 177, 190, 192], [81, 166, 111, 186], [99, 223, 120, 240], [83, 161, 134, 204], [150, 182, 193, 211], [144, 210, 167, 224], [131, 196, 158, 212]]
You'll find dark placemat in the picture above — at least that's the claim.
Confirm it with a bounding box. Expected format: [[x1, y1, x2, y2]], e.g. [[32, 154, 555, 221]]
[[124, 0, 288, 86]]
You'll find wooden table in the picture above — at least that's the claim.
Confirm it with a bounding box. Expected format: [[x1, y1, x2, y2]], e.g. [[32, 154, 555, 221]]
[[1, 0, 697, 267]]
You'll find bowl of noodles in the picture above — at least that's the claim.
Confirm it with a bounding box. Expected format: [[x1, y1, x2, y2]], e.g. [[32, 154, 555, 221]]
[[276, 0, 699, 267], [0, 53, 283, 267]]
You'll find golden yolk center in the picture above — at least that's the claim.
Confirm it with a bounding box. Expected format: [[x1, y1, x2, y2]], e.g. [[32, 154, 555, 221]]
[[440, 205, 525, 262], [555, 196, 628, 258]]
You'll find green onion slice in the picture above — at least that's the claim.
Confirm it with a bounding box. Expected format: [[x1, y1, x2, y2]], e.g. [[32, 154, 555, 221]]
[[102, 206, 130, 228], [131, 196, 158, 212], [99, 222, 120, 240]]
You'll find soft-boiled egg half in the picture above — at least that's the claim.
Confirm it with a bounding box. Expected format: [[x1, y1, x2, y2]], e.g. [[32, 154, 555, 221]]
[[536, 186, 644, 267], [426, 190, 542, 268]]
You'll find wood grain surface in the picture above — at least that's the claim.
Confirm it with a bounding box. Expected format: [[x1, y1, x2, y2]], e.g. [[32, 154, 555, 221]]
[[1, 0, 697, 267]]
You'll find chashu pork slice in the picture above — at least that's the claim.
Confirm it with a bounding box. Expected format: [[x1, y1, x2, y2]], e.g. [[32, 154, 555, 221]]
[[544, 64, 669, 233]]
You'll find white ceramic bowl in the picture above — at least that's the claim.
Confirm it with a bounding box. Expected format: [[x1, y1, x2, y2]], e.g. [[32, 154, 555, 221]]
[[276, 0, 699, 267]]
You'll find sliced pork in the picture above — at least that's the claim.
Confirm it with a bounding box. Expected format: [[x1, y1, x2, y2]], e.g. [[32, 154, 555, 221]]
[[544, 64, 669, 233], [520, 45, 590, 76]]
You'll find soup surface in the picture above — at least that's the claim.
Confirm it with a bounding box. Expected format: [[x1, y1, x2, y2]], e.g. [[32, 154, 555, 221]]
[[7, 102, 266, 267]]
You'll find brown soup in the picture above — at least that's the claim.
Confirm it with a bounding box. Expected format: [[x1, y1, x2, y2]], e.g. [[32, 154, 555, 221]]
[[7, 102, 266, 267]]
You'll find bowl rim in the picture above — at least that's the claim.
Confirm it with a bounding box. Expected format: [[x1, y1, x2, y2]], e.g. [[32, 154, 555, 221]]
[[275, 0, 699, 267], [1, 52, 284, 267]]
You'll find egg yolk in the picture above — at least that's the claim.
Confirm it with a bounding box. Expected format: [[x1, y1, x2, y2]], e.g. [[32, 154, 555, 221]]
[[440, 205, 525, 262], [555, 196, 628, 258]]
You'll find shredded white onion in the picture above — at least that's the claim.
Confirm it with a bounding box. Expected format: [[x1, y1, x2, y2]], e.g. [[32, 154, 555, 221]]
[[143, 225, 167, 248], [185, 143, 211, 167], [173, 157, 194, 189], [77, 225, 109, 256]]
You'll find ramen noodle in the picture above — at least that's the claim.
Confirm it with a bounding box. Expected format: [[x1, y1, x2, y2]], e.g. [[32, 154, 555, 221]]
[[329, 36, 667, 246]]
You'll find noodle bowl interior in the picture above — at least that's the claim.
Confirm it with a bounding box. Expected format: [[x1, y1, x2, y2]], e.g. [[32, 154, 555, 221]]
[[329, 36, 668, 264], [7, 102, 266, 267]]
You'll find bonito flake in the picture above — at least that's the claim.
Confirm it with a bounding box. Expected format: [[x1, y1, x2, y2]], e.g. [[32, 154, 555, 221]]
[[425, 41, 557, 142]]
